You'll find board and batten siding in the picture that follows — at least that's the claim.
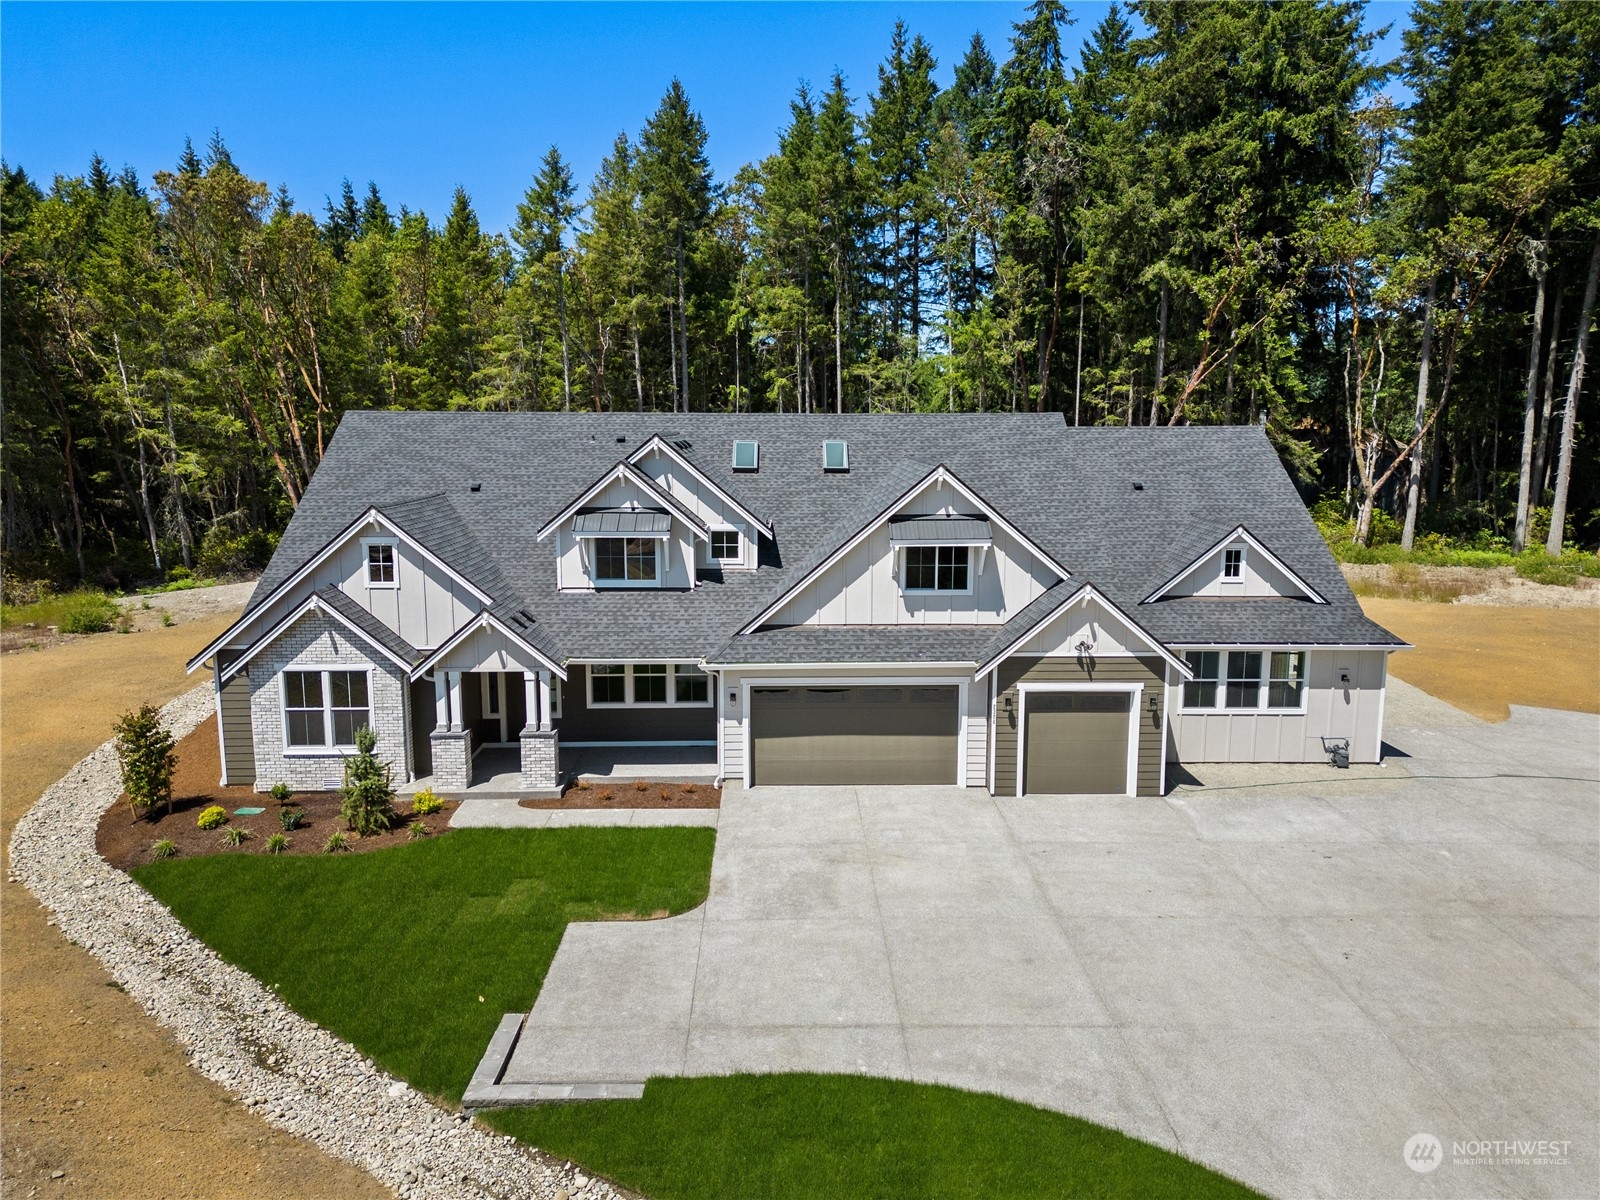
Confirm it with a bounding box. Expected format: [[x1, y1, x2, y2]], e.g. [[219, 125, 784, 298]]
[[992, 655, 1166, 797], [554, 476, 697, 591], [216, 650, 255, 786], [632, 450, 758, 572], [304, 531, 483, 651], [1167, 648, 1388, 764]]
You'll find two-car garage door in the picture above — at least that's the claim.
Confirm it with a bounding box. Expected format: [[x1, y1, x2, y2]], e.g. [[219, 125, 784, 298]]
[[750, 686, 958, 785]]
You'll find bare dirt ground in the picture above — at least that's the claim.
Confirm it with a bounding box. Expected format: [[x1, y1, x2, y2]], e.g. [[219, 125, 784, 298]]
[[520, 780, 720, 810], [1342, 561, 1600, 606], [1361, 597, 1600, 721], [2, 609, 389, 1199], [1, 580, 258, 655]]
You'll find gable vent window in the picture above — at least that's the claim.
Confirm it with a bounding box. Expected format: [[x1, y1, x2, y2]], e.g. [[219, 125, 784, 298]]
[[709, 529, 740, 561], [365, 540, 397, 588], [732, 440, 759, 471], [1223, 547, 1244, 579], [822, 440, 849, 472]]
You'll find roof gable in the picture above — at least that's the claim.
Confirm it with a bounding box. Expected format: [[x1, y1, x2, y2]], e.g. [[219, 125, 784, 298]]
[[535, 461, 709, 542], [976, 582, 1192, 680], [1142, 525, 1326, 604], [627, 435, 773, 538]]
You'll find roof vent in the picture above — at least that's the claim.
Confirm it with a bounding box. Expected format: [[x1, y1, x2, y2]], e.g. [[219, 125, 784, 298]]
[[469, 482, 483, 493], [1132, 482, 1144, 492], [616, 435, 627, 443], [672, 438, 692, 451], [822, 440, 849, 472], [732, 440, 759, 472]]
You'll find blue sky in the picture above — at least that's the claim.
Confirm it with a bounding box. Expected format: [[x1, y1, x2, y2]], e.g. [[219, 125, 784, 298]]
[[3, 2, 1411, 234]]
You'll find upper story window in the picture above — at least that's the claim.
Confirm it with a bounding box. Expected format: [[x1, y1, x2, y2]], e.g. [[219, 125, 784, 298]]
[[1222, 547, 1244, 580], [904, 545, 970, 593], [709, 529, 740, 561], [1182, 649, 1306, 712], [365, 540, 397, 588], [732, 440, 759, 472], [593, 537, 658, 585], [822, 440, 849, 472]]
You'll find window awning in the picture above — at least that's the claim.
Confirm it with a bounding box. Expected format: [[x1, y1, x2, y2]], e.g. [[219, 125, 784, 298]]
[[888, 517, 992, 545], [571, 509, 673, 537]]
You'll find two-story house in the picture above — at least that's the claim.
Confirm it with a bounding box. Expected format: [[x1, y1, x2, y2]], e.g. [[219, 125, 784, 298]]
[[188, 413, 1405, 798]]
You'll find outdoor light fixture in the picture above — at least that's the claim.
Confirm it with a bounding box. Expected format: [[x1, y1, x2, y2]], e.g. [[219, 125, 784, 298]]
[[1148, 695, 1159, 711]]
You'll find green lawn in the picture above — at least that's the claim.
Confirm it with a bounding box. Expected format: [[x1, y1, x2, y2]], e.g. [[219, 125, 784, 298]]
[[136, 827, 1260, 1199], [484, 1074, 1261, 1200]]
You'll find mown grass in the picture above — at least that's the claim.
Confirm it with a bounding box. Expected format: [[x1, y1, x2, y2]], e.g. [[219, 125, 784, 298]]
[[0, 588, 123, 632], [133, 827, 716, 1100], [484, 1074, 1263, 1200]]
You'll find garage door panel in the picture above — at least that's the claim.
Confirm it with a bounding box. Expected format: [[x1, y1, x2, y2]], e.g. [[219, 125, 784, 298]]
[[751, 686, 957, 786], [1024, 692, 1131, 795]]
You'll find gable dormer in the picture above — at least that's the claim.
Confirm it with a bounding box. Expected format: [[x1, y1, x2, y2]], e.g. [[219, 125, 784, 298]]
[[626, 435, 772, 575], [537, 462, 708, 592], [1143, 526, 1326, 603], [748, 466, 1066, 628]]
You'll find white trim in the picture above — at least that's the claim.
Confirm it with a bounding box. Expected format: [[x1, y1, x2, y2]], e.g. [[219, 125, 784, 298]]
[[1015, 681, 1143, 799], [278, 665, 375, 756], [1141, 525, 1327, 605], [535, 461, 709, 542], [737, 465, 1071, 635], [1175, 647, 1310, 714], [705, 660, 978, 671], [561, 740, 717, 748], [900, 544, 976, 596], [213, 660, 230, 787], [628, 435, 774, 538], [739, 674, 970, 789], [1373, 653, 1389, 765], [585, 662, 713, 709], [360, 536, 399, 590], [974, 583, 1192, 681], [588, 535, 664, 588], [987, 669, 998, 796], [410, 610, 567, 682], [1173, 641, 1412, 651], [218, 593, 413, 684]]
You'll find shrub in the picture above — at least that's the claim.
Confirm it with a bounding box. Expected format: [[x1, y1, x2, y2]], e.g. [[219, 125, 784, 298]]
[[197, 527, 277, 579], [165, 565, 193, 583], [196, 805, 228, 831], [408, 820, 430, 841], [279, 807, 305, 832], [269, 782, 292, 804], [59, 590, 120, 634], [633, 780, 650, 792], [113, 704, 176, 821], [265, 833, 291, 855], [151, 839, 177, 861], [160, 610, 175, 627], [221, 827, 251, 847], [323, 832, 350, 853], [1515, 554, 1580, 587], [411, 788, 444, 816], [339, 726, 396, 836]]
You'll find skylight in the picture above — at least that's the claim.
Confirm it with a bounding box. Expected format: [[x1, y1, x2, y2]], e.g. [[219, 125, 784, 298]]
[[822, 440, 849, 472], [732, 440, 759, 472]]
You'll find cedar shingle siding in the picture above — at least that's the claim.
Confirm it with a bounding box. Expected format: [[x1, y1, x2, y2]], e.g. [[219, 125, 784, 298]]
[[992, 655, 1166, 796]]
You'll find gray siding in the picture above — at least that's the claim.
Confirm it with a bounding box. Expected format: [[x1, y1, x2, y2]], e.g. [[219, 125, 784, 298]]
[[557, 664, 717, 743], [217, 652, 255, 786], [993, 654, 1165, 796]]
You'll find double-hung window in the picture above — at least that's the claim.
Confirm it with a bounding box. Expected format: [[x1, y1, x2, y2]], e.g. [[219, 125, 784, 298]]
[[283, 669, 370, 749], [1267, 651, 1306, 708], [1225, 651, 1262, 708], [904, 545, 970, 592], [590, 664, 627, 704], [1181, 649, 1307, 711], [593, 537, 658, 585], [1222, 547, 1244, 580], [632, 663, 668, 703], [674, 663, 709, 703], [365, 541, 397, 587], [587, 663, 714, 707], [1183, 651, 1219, 708]]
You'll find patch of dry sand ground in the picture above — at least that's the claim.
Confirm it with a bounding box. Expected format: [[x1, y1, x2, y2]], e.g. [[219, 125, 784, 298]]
[[1, 613, 390, 1199]]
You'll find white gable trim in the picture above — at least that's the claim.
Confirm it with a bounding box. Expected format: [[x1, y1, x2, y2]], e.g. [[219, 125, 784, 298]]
[[217, 593, 414, 684], [535, 461, 709, 542], [737, 465, 1070, 635], [186, 505, 493, 674], [627, 436, 774, 539], [975, 583, 1192, 680], [1142, 525, 1327, 605], [410, 610, 567, 682]]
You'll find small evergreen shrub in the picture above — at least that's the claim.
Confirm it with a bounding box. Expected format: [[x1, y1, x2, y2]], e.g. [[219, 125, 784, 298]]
[[411, 788, 443, 816], [269, 782, 292, 804], [221, 827, 251, 847], [339, 726, 395, 836], [151, 839, 177, 860], [265, 833, 290, 855], [408, 820, 430, 841], [196, 805, 228, 831], [113, 704, 176, 821], [323, 832, 350, 854], [279, 807, 305, 832]]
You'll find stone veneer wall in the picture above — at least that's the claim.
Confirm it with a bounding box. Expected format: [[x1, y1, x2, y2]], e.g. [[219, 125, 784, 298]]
[[519, 729, 559, 791], [248, 609, 410, 792]]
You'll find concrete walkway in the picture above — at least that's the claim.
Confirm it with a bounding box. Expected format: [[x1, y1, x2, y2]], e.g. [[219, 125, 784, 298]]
[[492, 680, 1597, 1200]]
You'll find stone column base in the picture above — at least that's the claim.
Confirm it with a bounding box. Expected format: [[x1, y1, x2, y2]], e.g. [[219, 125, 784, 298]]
[[519, 729, 560, 793], [430, 728, 473, 792]]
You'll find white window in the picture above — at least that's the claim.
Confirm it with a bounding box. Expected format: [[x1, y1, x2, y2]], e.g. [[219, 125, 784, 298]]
[[282, 669, 370, 750], [904, 545, 970, 593], [593, 537, 658, 585], [709, 530, 741, 561], [1222, 547, 1244, 580], [587, 663, 714, 708], [364, 540, 397, 588], [1180, 649, 1308, 712]]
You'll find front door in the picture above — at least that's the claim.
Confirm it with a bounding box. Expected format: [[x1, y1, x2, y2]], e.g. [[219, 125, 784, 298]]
[[476, 672, 527, 746]]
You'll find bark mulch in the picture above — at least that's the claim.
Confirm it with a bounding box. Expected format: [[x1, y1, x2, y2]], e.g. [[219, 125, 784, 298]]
[[519, 780, 720, 810], [97, 725, 456, 870]]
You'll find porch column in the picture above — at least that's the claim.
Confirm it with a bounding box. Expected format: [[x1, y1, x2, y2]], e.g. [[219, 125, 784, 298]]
[[537, 670, 553, 732], [518, 667, 560, 795], [434, 672, 450, 729], [430, 670, 472, 792], [523, 671, 540, 733], [446, 671, 464, 732]]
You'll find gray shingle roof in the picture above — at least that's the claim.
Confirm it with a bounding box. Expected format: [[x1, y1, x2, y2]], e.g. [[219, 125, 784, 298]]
[[243, 413, 1400, 663], [314, 585, 421, 665]]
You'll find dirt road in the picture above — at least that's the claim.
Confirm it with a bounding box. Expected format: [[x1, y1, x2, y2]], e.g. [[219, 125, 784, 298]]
[[2, 615, 389, 1199]]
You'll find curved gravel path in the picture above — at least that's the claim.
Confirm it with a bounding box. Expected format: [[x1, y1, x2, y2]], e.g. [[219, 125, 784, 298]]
[[8, 683, 623, 1200]]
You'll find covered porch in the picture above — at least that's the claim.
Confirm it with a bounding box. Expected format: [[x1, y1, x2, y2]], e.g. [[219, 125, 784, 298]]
[[401, 741, 718, 799]]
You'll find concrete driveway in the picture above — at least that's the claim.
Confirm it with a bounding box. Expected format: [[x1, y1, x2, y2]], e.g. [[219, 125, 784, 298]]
[[500, 680, 1598, 1200]]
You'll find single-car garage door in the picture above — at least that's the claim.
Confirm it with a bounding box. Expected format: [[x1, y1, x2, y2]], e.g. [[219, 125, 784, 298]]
[[1023, 692, 1132, 794], [751, 686, 958, 785]]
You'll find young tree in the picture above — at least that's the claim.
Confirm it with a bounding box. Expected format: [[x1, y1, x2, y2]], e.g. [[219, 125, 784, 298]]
[[114, 704, 176, 821], [339, 724, 396, 836]]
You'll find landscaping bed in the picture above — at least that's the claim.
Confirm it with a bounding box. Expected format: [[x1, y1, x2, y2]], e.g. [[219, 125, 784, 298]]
[[97, 724, 456, 869], [522, 780, 720, 810]]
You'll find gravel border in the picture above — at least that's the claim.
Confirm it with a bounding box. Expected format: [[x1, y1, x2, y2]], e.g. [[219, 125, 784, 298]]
[[8, 684, 625, 1200]]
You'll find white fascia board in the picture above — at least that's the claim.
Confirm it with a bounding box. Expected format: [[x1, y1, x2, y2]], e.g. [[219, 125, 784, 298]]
[[628, 436, 774, 538], [703, 660, 979, 671], [974, 583, 1193, 681], [409, 610, 567, 681], [1142, 525, 1327, 604], [736, 465, 1069, 635], [217, 593, 414, 684], [536, 461, 710, 542], [1175, 641, 1414, 651], [185, 505, 493, 673]]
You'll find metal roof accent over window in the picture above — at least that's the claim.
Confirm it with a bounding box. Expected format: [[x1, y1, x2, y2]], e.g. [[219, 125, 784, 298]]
[[570, 509, 673, 536], [822, 440, 849, 472], [888, 516, 993, 544], [732, 440, 759, 471]]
